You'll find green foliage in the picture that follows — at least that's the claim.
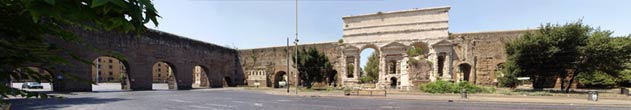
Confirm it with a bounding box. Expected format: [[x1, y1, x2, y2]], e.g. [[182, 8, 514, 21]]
[[0, 0, 160, 103], [504, 21, 631, 91], [293, 47, 336, 88], [618, 69, 631, 87], [361, 53, 379, 83], [346, 63, 354, 78], [359, 76, 375, 83], [408, 58, 419, 65], [420, 80, 495, 94], [407, 46, 424, 57], [498, 61, 520, 88], [577, 71, 617, 88]]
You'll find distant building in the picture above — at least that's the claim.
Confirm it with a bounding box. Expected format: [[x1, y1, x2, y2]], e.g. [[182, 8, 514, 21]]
[[152, 62, 172, 83], [91, 56, 127, 83]]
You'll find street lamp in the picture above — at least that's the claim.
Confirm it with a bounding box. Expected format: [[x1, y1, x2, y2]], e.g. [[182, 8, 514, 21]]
[[286, 37, 290, 93], [294, 0, 299, 95]]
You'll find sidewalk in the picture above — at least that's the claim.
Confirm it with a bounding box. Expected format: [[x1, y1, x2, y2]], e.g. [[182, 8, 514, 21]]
[[257, 88, 631, 106]]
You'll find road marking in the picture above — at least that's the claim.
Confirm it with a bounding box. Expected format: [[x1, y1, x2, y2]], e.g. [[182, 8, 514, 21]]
[[190, 105, 210, 109], [232, 100, 247, 104], [277, 99, 291, 102], [190, 105, 223, 110], [205, 103, 235, 108], [170, 99, 193, 103], [254, 103, 263, 107], [380, 106, 400, 109]]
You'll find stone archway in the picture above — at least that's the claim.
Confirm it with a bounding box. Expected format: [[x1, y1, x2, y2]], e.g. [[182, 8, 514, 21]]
[[458, 63, 472, 81], [192, 65, 210, 88], [390, 77, 398, 89], [91, 56, 131, 91], [223, 77, 232, 87], [152, 62, 178, 90], [410, 42, 430, 58], [358, 45, 379, 79], [273, 71, 287, 88]]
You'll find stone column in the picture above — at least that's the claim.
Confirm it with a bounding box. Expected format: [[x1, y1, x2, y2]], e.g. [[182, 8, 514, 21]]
[[354, 55, 360, 80], [429, 52, 437, 82], [443, 52, 453, 81], [378, 52, 387, 89]]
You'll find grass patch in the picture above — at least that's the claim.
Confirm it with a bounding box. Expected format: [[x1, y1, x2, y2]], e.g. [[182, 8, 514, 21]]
[[420, 80, 495, 94]]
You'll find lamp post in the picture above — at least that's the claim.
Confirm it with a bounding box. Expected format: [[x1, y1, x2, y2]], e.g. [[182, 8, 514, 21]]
[[286, 37, 290, 93], [294, 0, 299, 95], [96, 58, 100, 83]]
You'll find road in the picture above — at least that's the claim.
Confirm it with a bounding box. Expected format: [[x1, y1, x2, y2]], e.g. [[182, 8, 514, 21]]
[[8, 88, 631, 110], [11, 83, 171, 91]]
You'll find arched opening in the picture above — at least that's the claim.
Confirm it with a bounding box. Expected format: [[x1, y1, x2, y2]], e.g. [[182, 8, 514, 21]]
[[12, 67, 53, 91], [274, 71, 288, 88], [390, 77, 398, 89], [223, 77, 232, 87], [359, 46, 379, 83], [346, 56, 356, 78], [388, 61, 397, 74], [410, 42, 430, 58], [458, 63, 472, 81], [437, 52, 447, 78], [192, 65, 210, 89], [91, 56, 131, 91], [152, 62, 177, 90]]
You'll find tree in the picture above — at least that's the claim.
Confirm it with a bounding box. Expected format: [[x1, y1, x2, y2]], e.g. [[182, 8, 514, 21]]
[[293, 47, 336, 88], [1, 0, 159, 103], [504, 21, 590, 90], [503, 21, 631, 92], [360, 53, 379, 83], [570, 32, 631, 90]]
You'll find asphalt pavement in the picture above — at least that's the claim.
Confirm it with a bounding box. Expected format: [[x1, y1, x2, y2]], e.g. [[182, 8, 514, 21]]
[[8, 88, 631, 110]]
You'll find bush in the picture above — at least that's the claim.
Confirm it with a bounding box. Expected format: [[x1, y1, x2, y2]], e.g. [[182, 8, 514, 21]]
[[577, 71, 617, 88], [359, 76, 375, 83], [420, 80, 495, 94], [617, 70, 631, 87]]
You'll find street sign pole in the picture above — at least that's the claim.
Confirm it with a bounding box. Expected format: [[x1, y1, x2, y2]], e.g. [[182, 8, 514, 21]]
[[294, 0, 299, 95], [287, 37, 290, 93]]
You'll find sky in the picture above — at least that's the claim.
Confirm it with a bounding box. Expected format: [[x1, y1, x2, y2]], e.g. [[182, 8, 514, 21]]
[[148, 0, 631, 68]]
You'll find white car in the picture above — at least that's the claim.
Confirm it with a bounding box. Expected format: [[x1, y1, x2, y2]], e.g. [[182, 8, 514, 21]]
[[278, 81, 287, 87]]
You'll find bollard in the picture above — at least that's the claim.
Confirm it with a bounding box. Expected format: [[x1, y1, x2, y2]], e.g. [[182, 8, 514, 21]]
[[461, 89, 467, 99], [588, 91, 598, 101]]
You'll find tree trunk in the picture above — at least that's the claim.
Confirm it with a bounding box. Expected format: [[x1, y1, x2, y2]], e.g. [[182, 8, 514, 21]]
[[533, 76, 544, 91], [565, 72, 578, 93], [560, 74, 566, 92]]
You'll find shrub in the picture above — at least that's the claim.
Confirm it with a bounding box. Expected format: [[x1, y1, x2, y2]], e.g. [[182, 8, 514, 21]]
[[577, 71, 617, 88], [420, 80, 495, 94], [359, 76, 375, 83], [617, 70, 631, 87]]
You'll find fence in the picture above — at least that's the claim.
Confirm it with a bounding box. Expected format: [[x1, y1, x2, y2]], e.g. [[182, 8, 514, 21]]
[[345, 89, 387, 96]]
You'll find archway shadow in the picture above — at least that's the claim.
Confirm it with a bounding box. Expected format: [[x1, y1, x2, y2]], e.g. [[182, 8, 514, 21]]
[[8, 97, 127, 109]]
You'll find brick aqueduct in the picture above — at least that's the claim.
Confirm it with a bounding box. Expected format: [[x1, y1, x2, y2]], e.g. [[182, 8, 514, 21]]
[[41, 6, 533, 91]]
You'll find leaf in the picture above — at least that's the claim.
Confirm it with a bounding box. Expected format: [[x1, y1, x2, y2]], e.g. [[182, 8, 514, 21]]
[[44, 0, 55, 5], [91, 0, 109, 8], [109, 0, 127, 7]]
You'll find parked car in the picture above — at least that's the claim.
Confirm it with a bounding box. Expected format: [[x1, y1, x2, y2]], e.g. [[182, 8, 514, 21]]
[[278, 81, 287, 88], [21, 82, 44, 89]]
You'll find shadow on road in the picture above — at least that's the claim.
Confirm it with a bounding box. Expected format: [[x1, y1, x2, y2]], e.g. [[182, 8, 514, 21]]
[[8, 97, 127, 109]]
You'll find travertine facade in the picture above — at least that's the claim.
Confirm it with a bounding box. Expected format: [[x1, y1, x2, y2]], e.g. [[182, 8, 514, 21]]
[[239, 6, 532, 90], [341, 6, 453, 89]]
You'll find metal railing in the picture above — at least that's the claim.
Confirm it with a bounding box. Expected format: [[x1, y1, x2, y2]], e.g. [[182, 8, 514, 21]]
[[345, 89, 387, 96]]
